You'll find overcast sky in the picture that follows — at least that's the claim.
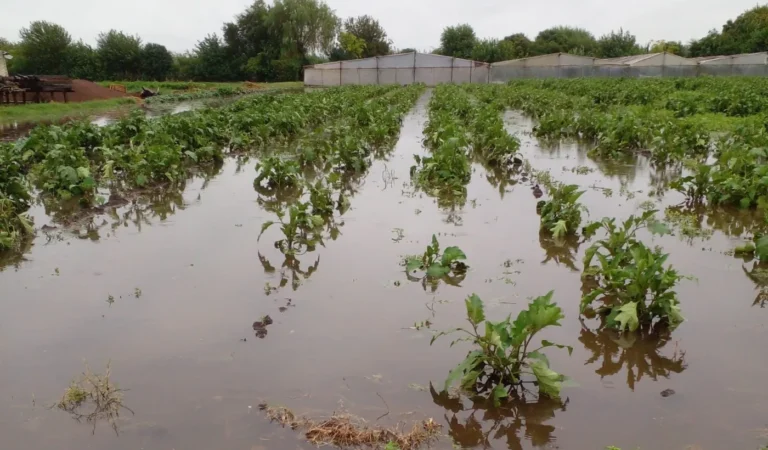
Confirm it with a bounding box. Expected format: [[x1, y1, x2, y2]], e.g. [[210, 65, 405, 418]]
[[0, 0, 761, 53]]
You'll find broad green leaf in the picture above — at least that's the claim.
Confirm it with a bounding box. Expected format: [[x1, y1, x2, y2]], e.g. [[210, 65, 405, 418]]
[[582, 221, 602, 239], [184, 150, 198, 162], [441, 246, 467, 266], [756, 235, 768, 260], [444, 350, 483, 391], [541, 339, 573, 356], [310, 215, 324, 228], [406, 257, 423, 273], [526, 291, 563, 331], [527, 350, 550, 366], [614, 301, 639, 332], [465, 294, 485, 326], [551, 220, 568, 238], [491, 383, 509, 406], [648, 221, 672, 236], [257, 221, 276, 241], [666, 302, 685, 325], [76, 166, 91, 179], [530, 359, 563, 398], [426, 263, 450, 278]]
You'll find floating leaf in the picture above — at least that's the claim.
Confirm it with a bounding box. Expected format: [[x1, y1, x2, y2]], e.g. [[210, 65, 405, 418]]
[[441, 246, 467, 266]]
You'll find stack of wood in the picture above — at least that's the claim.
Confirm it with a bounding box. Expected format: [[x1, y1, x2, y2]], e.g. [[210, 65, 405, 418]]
[[0, 77, 27, 105]]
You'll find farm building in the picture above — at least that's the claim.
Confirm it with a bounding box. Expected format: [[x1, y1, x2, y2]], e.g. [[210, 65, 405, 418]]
[[592, 52, 697, 77], [490, 53, 595, 81], [699, 52, 768, 76], [595, 53, 696, 67], [303, 52, 490, 86]]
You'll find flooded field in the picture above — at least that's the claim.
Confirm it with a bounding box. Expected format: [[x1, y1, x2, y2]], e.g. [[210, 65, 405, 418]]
[[2, 86, 768, 450]]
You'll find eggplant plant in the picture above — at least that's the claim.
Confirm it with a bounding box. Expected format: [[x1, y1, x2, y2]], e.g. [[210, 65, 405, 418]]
[[580, 211, 685, 331], [431, 291, 572, 403], [405, 234, 468, 279], [258, 201, 325, 255], [536, 183, 586, 238]]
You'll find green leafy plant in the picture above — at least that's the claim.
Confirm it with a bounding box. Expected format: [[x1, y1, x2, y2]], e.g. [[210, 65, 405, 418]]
[[254, 156, 301, 190], [431, 291, 571, 403], [405, 235, 468, 279], [581, 211, 685, 331], [258, 201, 325, 255], [536, 183, 586, 238]]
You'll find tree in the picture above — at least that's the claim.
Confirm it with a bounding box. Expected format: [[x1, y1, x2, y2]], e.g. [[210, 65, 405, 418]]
[[343, 15, 390, 57], [533, 26, 597, 56], [172, 52, 200, 80], [338, 32, 366, 59], [470, 39, 521, 63], [649, 40, 685, 56], [0, 38, 25, 74], [689, 30, 723, 57], [270, 0, 339, 57], [503, 33, 532, 57], [97, 30, 142, 80], [65, 41, 101, 79], [19, 21, 71, 75], [194, 34, 235, 81], [440, 24, 477, 59], [597, 28, 641, 58], [141, 43, 173, 80], [717, 6, 768, 54], [399, 48, 417, 53]]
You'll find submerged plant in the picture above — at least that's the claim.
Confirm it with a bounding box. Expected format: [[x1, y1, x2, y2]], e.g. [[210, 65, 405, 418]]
[[254, 156, 301, 190], [405, 234, 468, 279], [581, 211, 685, 331], [432, 292, 571, 403], [55, 362, 134, 435], [258, 201, 325, 255], [536, 183, 586, 238]]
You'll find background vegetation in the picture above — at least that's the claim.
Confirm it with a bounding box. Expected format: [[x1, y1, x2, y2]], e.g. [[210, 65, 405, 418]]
[[2, 3, 768, 81]]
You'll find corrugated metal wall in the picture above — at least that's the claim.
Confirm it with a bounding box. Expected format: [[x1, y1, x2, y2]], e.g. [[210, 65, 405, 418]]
[[304, 52, 490, 86]]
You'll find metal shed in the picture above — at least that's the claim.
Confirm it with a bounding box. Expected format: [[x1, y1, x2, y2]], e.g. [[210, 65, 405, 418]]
[[698, 52, 768, 76], [303, 52, 490, 86]]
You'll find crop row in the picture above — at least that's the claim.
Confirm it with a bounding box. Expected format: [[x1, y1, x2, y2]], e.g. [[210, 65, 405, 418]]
[[411, 84, 520, 205], [0, 85, 414, 252]]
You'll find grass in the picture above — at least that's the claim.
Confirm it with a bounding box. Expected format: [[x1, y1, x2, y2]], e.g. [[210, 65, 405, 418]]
[[96, 80, 303, 94], [0, 97, 138, 126]]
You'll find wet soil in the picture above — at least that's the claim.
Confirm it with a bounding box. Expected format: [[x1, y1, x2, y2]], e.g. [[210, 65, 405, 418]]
[[1, 92, 768, 450]]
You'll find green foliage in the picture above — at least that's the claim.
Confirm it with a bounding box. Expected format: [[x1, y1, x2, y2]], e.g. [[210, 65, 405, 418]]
[[65, 41, 102, 80], [97, 30, 142, 80], [533, 26, 597, 56], [597, 28, 642, 58], [18, 21, 72, 75], [342, 15, 391, 58], [405, 234, 468, 279], [581, 211, 685, 331], [536, 184, 586, 238], [338, 32, 366, 59], [140, 43, 174, 80], [258, 201, 325, 255], [254, 156, 301, 189], [432, 291, 571, 402], [439, 24, 477, 59]]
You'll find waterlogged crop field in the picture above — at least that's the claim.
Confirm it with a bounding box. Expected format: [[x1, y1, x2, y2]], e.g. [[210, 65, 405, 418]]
[[1, 78, 768, 450]]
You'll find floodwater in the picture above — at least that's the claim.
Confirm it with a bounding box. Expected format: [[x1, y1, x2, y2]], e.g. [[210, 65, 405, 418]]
[[2, 91, 768, 450]]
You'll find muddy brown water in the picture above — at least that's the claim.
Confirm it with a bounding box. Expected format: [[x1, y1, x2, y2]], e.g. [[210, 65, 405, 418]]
[[2, 91, 768, 450]]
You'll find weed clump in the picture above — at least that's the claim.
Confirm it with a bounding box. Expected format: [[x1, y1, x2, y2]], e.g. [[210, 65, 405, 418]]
[[260, 403, 440, 450], [55, 362, 133, 435]]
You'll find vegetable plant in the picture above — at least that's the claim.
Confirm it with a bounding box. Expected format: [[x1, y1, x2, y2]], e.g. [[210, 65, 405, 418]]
[[405, 234, 468, 279], [536, 183, 586, 238], [431, 291, 572, 403], [254, 156, 301, 190], [581, 211, 686, 331], [258, 201, 325, 255]]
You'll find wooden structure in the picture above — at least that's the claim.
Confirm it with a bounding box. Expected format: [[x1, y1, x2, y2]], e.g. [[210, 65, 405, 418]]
[[0, 76, 74, 105]]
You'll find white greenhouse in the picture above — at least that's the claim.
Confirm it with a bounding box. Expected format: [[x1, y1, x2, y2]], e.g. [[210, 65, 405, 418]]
[[303, 52, 490, 86], [490, 53, 596, 81]]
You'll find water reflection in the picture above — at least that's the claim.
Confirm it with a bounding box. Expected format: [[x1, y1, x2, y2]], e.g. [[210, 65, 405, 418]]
[[538, 231, 581, 272], [259, 252, 320, 292], [579, 322, 687, 391], [741, 262, 768, 308], [430, 384, 566, 450]]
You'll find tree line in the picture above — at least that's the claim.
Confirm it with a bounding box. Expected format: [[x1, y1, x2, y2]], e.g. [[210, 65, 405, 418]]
[[2, 2, 768, 82]]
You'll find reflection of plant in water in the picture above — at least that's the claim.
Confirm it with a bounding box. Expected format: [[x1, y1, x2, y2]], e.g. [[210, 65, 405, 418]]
[[430, 383, 566, 450], [741, 262, 768, 308], [259, 252, 320, 292], [579, 321, 686, 391], [55, 362, 134, 435], [538, 230, 581, 272]]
